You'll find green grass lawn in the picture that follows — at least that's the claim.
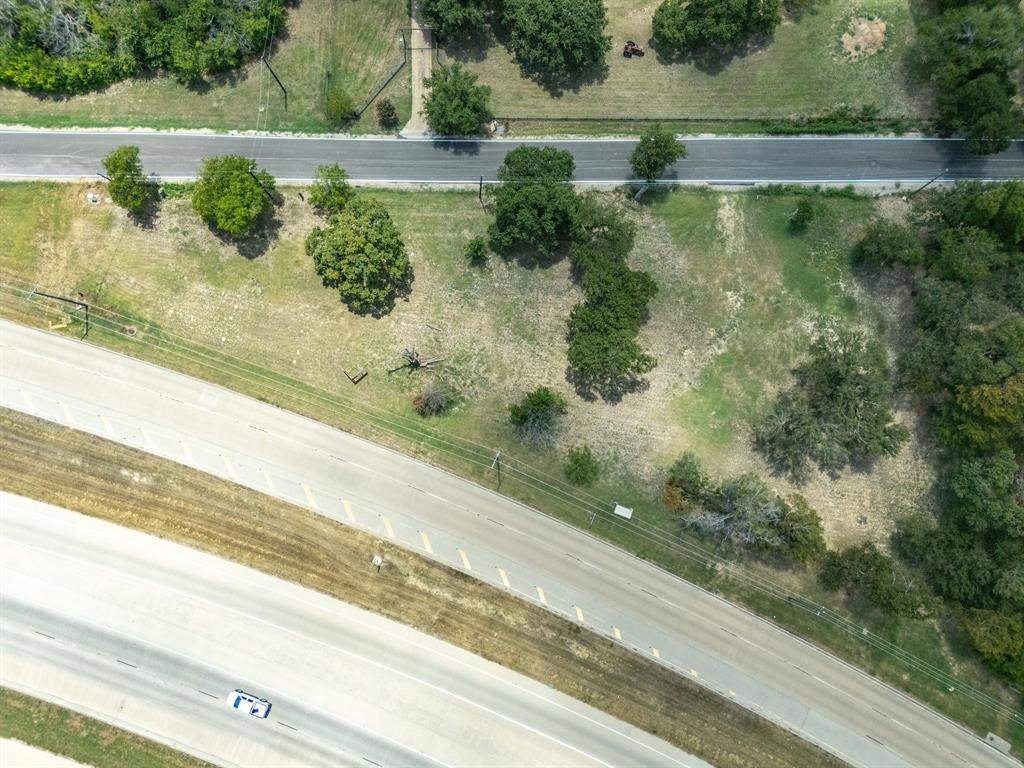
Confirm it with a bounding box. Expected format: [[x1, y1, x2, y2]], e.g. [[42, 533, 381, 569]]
[[0, 180, 1019, 751], [0, 0, 409, 133], [447, 0, 928, 123], [0, 688, 211, 768]]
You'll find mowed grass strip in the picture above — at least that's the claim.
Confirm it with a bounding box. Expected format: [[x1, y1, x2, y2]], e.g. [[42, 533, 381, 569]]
[[452, 0, 927, 121], [0, 688, 212, 768], [0, 408, 846, 768], [0, 0, 408, 133]]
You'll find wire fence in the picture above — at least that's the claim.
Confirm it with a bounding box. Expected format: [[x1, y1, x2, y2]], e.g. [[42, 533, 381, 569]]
[[1, 273, 1021, 738], [354, 30, 409, 117]]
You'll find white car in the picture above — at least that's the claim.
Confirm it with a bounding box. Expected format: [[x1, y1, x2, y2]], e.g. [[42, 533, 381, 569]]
[[226, 689, 271, 718]]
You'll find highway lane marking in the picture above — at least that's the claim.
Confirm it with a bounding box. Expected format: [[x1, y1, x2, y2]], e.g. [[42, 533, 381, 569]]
[[381, 515, 396, 539], [498, 568, 510, 588], [458, 549, 472, 570], [2, 528, 686, 768], [574, 606, 584, 623], [342, 499, 356, 522], [651, 647, 660, 658], [221, 454, 238, 480], [420, 531, 433, 554], [302, 483, 318, 510], [180, 440, 194, 464], [100, 414, 115, 438], [613, 626, 622, 640], [141, 427, 157, 453], [535, 586, 547, 605], [263, 469, 278, 495], [59, 401, 76, 425]]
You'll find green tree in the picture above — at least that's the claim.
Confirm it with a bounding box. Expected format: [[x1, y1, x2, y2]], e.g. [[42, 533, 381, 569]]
[[961, 610, 1024, 689], [489, 146, 578, 259], [422, 62, 492, 136], [753, 326, 908, 480], [423, 0, 487, 40], [502, 0, 611, 81], [306, 196, 413, 316], [192, 155, 275, 238], [779, 494, 827, 564], [375, 98, 400, 130], [853, 220, 925, 267], [464, 235, 487, 265], [564, 445, 600, 486], [309, 163, 355, 216], [820, 544, 921, 616], [630, 125, 687, 183], [652, 0, 780, 53], [508, 386, 568, 439], [324, 85, 356, 125], [102, 144, 152, 213]]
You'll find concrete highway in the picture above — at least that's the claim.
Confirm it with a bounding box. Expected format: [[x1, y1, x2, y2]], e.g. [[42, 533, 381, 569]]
[[1, 128, 1022, 183], [2, 320, 1019, 768], [0, 493, 703, 768]]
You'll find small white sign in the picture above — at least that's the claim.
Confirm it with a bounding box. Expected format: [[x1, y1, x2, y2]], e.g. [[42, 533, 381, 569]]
[[613, 504, 633, 520]]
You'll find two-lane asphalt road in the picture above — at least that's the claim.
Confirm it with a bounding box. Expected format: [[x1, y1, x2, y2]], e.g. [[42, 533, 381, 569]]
[[2, 319, 1020, 768], [1, 493, 703, 768], [1, 129, 1022, 183]]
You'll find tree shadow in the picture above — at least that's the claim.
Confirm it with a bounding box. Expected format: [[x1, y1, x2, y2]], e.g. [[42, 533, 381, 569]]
[[565, 365, 651, 404], [126, 185, 162, 230], [209, 208, 284, 260], [431, 138, 483, 155], [438, 26, 497, 64], [650, 32, 775, 75]]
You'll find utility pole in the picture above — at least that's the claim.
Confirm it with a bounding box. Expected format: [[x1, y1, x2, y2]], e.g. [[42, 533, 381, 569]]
[[491, 450, 502, 488], [262, 56, 288, 111]]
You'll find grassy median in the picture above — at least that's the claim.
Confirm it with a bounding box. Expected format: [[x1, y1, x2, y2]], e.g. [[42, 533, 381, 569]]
[[0, 407, 845, 768]]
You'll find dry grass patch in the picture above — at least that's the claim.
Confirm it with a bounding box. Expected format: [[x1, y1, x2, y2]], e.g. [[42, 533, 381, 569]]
[[0, 408, 846, 768], [843, 17, 887, 62]]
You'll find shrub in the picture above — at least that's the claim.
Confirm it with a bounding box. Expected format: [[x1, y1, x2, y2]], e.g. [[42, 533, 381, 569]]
[[630, 125, 687, 183], [309, 164, 354, 216], [192, 155, 275, 238], [852, 220, 925, 267], [508, 387, 567, 439], [413, 381, 450, 416], [820, 544, 921, 616], [788, 198, 814, 232], [306, 196, 413, 316], [102, 144, 152, 213], [564, 446, 600, 486], [464, 235, 487, 265], [422, 62, 492, 136], [375, 98, 400, 129], [502, 0, 610, 81], [324, 86, 356, 125]]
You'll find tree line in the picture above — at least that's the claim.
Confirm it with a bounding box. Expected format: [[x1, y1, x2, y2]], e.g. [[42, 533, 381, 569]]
[[0, 0, 284, 93]]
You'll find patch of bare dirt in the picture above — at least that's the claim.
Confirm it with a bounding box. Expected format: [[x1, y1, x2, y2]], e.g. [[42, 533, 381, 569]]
[[842, 17, 887, 62]]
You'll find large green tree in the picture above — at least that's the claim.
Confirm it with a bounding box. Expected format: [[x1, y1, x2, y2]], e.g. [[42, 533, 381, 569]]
[[422, 0, 487, 40], [102, 144, 152, 213], [422, 63, 492, 136], [630, 125, 687, 183], [502, 0, 610, 81], [192, 155, 275, 238], [753, 326, 908, 480], [489, 146, 578, 259], [652, 0, 780, 54], [306, 196, 413, 316]]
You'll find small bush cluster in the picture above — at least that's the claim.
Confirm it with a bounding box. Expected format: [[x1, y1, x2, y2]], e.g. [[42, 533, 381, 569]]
[[508, 386, 567, 441], [663, 452, 826, 564], [413, 381, 450, 417], [820, 543, 923, 617], [564, 445, 600, 486]]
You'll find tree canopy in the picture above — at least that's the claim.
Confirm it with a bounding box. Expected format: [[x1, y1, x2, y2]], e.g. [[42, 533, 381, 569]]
[[192, 155, 275, 238], [508, 386, 568, 440], [652, 0, 780, 54], [309, 164, 354, 216], [422, 0, 486, 40], [102, 144, 152, 213], [0, 0, 284, 94], [489, 146, 577, 259], [630, 125, 687, 183], [306, 196, 413, 316], [753, 326, 908, 481], [502, 0, 610, 82], [422, 62, 492, 136]]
